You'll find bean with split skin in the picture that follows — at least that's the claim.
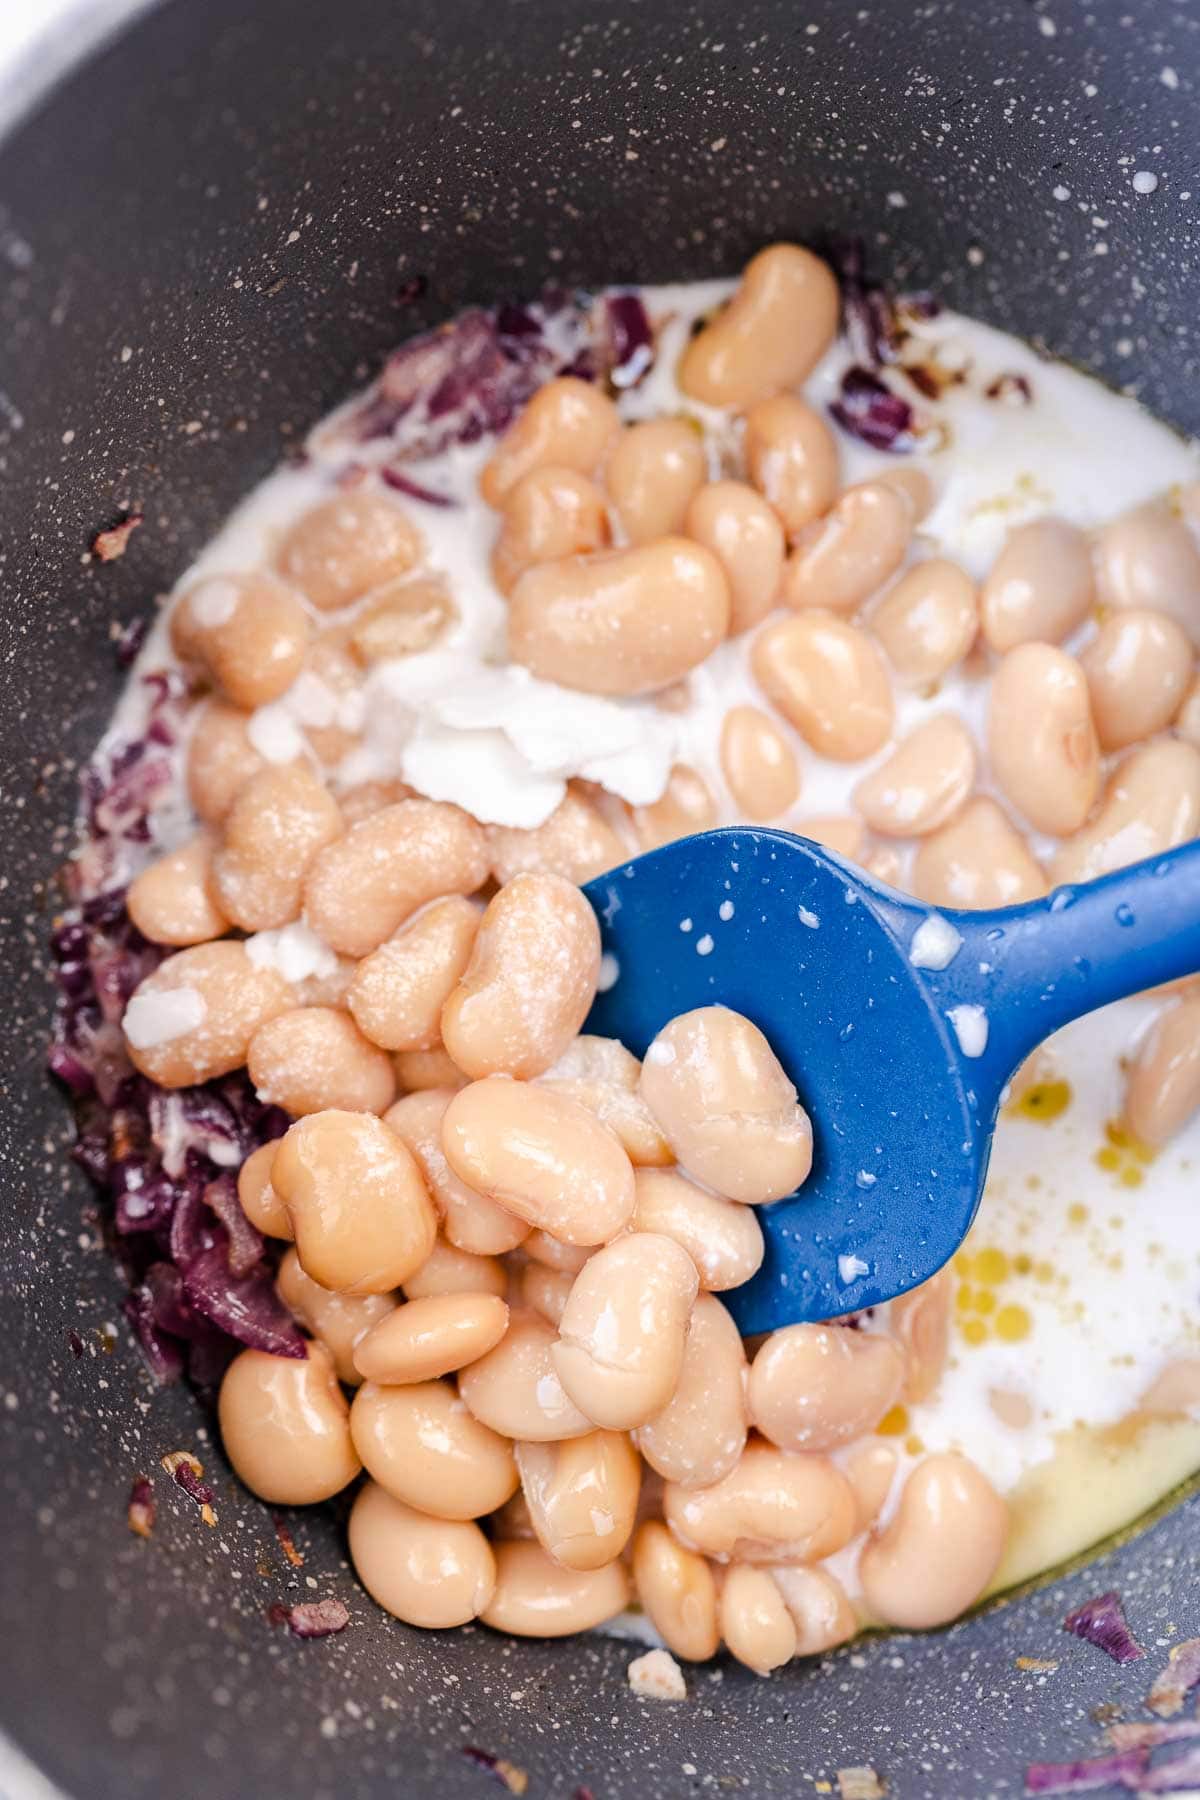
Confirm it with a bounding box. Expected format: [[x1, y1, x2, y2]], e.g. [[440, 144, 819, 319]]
[[663, 1441, 857, 1565], [852, 714, 976, 838], [871, 557, 978, 685], [639, 1006, 813, 1204], [442, 1078, 636, 1245], [888, 1266, 953, 1402], [348, 894, 482, 1053], [123, 941, 292, 1088], [349, 1481, 496, 1628], [782, 480, 912, 614], [552, 1232, 699, 1431], [303, 799, 489, 960], [211, 763, 343, 932], [491, 466, 610, 596], [271, 1108, 437, 1294], [987, 642, 1099, 836], [748, 1323, 905, 1452], [350, 1378, 518, 1519], [980, 517, 1094, 652], [458, 1310, 594, 1442], [743, 395, 839, 537], [384, 1088, 529, 1256], [606, 418, 707, 544], [480, 1539, 630, 1638], [678, 243, 839, 408], [248, 1006, 396, 1116], [276, 1247, 396, 1386], [352, 1291, 510, 1385], [1123, 990, 1200, 1148], [720, 1566, 797, 1674], [1050, 738, 1200, 884], [720, 705, 801, 822], [537, 1036, 672, 1168], [631, 1520, 719, 1663], [218, 1340, 360, 1505], [486, 787, 627, 886], [480, 377, 620, 508], [752, 610, 894, 762], [347, 576, 457, 664], [858, 1452, 1008, 1629], [441, 872, 600, 1081], [912, 796, 1046, 909], [684, 480, 785, 635], [634, 1291, 748, 1489], [1080, 607, 1194, 751], [238, 1141, 292, 1240], [516, 1430, 641, 1571], [768, 1565, 857, 1657], [126, 831, 228, 947], [170, 572, 310, 707], [276, 489, 424, 610], [631, 1167, 764, 1292], [508, 538, 730, 697]]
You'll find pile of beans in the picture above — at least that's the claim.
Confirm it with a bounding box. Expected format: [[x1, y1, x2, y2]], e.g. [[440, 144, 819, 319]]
[[117, 242, 1200, 1666]]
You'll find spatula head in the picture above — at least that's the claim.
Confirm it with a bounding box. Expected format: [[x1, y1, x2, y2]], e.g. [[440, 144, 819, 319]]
[[584, 828, 989, 1333]]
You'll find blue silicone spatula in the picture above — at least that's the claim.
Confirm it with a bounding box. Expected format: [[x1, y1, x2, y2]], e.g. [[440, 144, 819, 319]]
[[583, 829, 1200, 1334]]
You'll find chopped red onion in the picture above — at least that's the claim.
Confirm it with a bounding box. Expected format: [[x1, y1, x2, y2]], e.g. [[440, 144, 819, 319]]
[[395, 274, 428, 306], [380, 465, 457, 507], [829, 367, 917, 454], [127, 1476, 155, 1539], [115, 616, 149, 667], [273, 1515, 305, 1568], [1148, 1638, 1200, 1717], [1138, 1746, 1200, 1791], [986, 372, 1033, 405], [165, 1452, 215, 1509], [91, 511, 143, 562], [462, 1748, 528, 1794], [606, 292, 655, 389], [1024, 1748, 1148, 1794], [203, 1174, 265, 1278], [829, 237, 900, 370], [1109, 1722, 1200, 1751], [1063, 1591, 1145, 1665], [277, 1599, 350, 1640]]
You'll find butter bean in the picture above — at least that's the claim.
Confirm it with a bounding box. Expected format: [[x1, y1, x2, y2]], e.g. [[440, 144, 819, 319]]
[[384, 1088, 529, 1256], [913, 796, 1046, 909], [607, 419, 707, 544], [552, 1233, 699, 1430], [212, 764, 342, 932], [349, 895, 482, 1052], [752, 611, 894, 761], [782, 481, 912, 614], [218, 1341, 360, 1505], [481, 1539, 630, 1637], [491, 467, 610, 596], [480, 378, 620, 508], [684, 480, 785, 634], [352, 1292, 509, 1384], [843, 1442, 899, 1531], [981, 518, 1094, 651], [1123, 991, 1200, 1148], [350, 1378, 518, 1519], [402, 1236, 508, 1301], [678, 244, 839, 409], [631, 1520, 720, 1662], [768, 1565, 857, 1657], [127, 832, 228, 946], [663, 1442, 857, 1565], [277, 489, 424, 610], [632, 763, 718, 851], [634, 1292, 748, 1489], [748, 1324, 905, 1452], [744, 395, 839, 537], [171, 573, 309, 707], [123, 941, 291, 1088], [538, 1036, 672, 1168], [347, 576, 457, 663], [392, 1045, 468, 1092], [853, 714, 976, 837], [516, 1430, 641, 1570], [1081, 608, 1194, 750], [1096, 500, 1200, 642], [859, 1452, 1008, 1629], [248, 1006, 396, 1116], [720, 705, 801, 821], [871, 558, 978, 685], [889, 1266, 953, 1403], [186, 699, 270, 823], [1050, 739, 1200, 884], [721, 1565, 796, 1673], [458, 1310, 594, 1441], [276, 1246, 396, 1385], [631, 1168, 764, 1292], [988, 643, 1099, 835], [237, 1141, 292, 1240], [486, 787, 627, 886], [349, 1481, 496, 1627], [304, 799, 489, 959]]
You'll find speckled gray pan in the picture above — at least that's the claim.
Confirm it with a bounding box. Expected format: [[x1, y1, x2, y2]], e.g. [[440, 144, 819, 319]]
[[1, 2, 1198, 1795]]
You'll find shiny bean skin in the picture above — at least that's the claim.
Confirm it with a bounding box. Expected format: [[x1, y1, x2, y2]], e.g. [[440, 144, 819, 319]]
[[876, 464, 935, 523], [843, 1442, 899, 1531], [871, 558, 979, 685], [1050, 739, 1200, 883], [678, 244, 839, 409], [442, 1078, 636, 1245], [519, 1262, 574, 1327], [684, 480, 785, 635], [632, 763, 718, 851], [521, 1229, 591, 1274], [743, 395, 839, 537], [631, 1168, 764, 1292], [508, 538, 730, 697], [348, 894, 482, 1052], [634, 1292, 748, 1489], [352, 1293, 509, 1384], [748, 1324, 905, 1452], [987, 643, 1099, 835], [126, 831, 228, 946], [768, 1565, 857, 1657], [797, 815, 867, 861], [211, 764, 343, 932], [441, 873, 600, 1080], [888, 1266, 953, 1403], [349, 1480, 496, 1628], [486, 787, 627, 886], [277, 489, 424, 610], [1123, 991, 1200, 1148], [272, 1109, 437, 1294], [607, 419, 707, 544], [480, 1539, 631, 1637], [293, 634, 366, 767], [752, 611, 894, 762], [480, 378, 620, 508], [1095, 500, 1200, 642], [782, 482, 912, 614], [303, 799, 489, 959], [631, 1520, 720, 1662], [912, 796, 1047, 909], [218, 1341, 360, 1505], [238, 1141, 292, 1239], [552, 1233, 699, 1430], [720, 1566, 797, 1674], [852, 714, 977, 838], [170, 573, 310, 707], [186, 699, 270, 823], [720, 705, 801, 821], [276, 1247, 396, 1385], [123, 942, 292, 1088], [350, 1378, 518, 1519], [537, 1036, 672, 1168], [516, 1431, 641, 1570], [384, 1089, 530, 1256], [402, 1236, 508, 1301], [980, 518, 1094, 651], [458, 1311, 594, 1442], [248, 1006, 396, 1116], [663, 1442, 856, 1564], [392, 1045, 468, 1092], [639, 1006, 813, 1205], [1080, 607, 1194, 750], [347, 576, 457, 664], [858, 1452, 1008, 1629], [491, 467, 610, 596], [1178, 675, 1200, 747]]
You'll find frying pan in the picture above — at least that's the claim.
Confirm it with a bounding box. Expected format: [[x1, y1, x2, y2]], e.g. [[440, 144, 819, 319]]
[[2, 2, 1198, 1794]]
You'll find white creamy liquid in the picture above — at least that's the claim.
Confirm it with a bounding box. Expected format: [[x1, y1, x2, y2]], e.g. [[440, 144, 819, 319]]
[[102, 276, 1200, 1608]]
